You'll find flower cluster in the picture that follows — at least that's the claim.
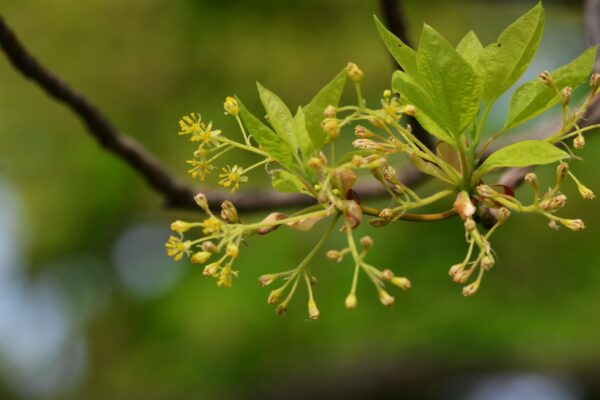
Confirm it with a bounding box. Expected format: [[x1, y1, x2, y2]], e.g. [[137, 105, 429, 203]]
[[167, 4, 598, 318]]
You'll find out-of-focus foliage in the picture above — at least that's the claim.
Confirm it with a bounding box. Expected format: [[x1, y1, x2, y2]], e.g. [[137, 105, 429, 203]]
[[0, 1, 598, 399]]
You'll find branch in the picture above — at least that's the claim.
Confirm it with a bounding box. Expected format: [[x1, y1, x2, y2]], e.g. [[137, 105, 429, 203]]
[[0, 15, 409, 213]]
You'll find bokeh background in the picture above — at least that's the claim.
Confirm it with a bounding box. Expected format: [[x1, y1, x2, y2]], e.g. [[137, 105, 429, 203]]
[[0, 0, 599, 399]]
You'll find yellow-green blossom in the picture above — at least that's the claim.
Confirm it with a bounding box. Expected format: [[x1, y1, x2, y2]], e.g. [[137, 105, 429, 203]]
[[219, 165, 248, 193], [186, 158, 214, 180], [165, 236, 192, 261]]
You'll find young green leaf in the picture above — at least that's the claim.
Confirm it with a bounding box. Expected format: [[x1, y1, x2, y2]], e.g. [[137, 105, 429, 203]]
[[416, 24, 482, 137], [303, 68, 347, 149], [373, 15, 418, 75], [476, 140, 569, 177], [236, 98, 294, 169], [257, 83, 298, 154], [505, 46, 597, 130], [456, 30, 483, 68], [271, 170, 311, 194], [293, 106, 314, 160], [477, 2, 545, 104], [392, 70, 455, 144]]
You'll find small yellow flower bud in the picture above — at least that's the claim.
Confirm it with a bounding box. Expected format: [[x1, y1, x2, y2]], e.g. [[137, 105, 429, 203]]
[[268, 287, 285, 304], [345, 293, 357, 309], [379, 208, 396, 220], [223, 96, 239, 116], [383, 89, 392, 99], [449, 263, 465, 278], [323, 105, 337, 117], [378, 289, 395, 307], [191, 251, 212, 264], [453, 268, 473, 284], [352, 155, 365, 167], [354, 125, 374, 139], [258, 274, 276, 287], [497, 207, 511, 224], [326, 250, 344, 262], [275, 303, 288, 317], [321, 118, 340, 140], [381, 269, 394, 281], [524, 172, 538, 186], [573, 135, 585, 150], [481, 255, 495, 271], [391, 276, 411, 290], [201, 241, 217, 253], [226, 243, 239, 258], [217, 267, 233, 288], [557, 162, 569, 184], [352, 139, 380, 150], [559, 218, 585, 231], [170, 220, 192, 233], [307, 157, 324, 170], [308, 300, 320, 320], [464, 219, 476, 232], [538, 70, 553, 85], [561, 86, 572, 105], [576, 181, 595, 200], [203, 262, 220, 277], [220, 200, 239, 224], [462, 281, 480, 296], [360, 236, 373, 250], [194, 193, 209, 210], [347, 62, 364, 82]]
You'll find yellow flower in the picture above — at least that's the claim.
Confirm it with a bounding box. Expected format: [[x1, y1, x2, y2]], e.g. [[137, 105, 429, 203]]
[[218, 165, 248, 193], [178, 113, 221, 144], [223, 96, 239, 116], [186, 158, 214, 180], [165, 236, 192, 261], [201, 216, 222, 235]]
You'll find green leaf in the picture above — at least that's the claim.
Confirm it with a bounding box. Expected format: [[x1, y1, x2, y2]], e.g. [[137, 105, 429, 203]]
[[373, 15, 418, 75], [271, 170, 310, 194], [392, 70, 455, 144], [416, 24, 482, 137], [293, 106, 314, 160], [456, 31, 483, 68], [505, 46, 597, 130], [236, 98, 294, 169], [303, 68, 347, 149], [257, 82, 298, 153], [476, 140, 569, 177], [477, 3, 545, 104]]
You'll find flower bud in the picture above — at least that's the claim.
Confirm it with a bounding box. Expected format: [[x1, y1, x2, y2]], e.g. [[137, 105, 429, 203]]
[[352, 139, 379, 150], [201, 241, 217, 253], [307, 157, 324, 170], [226, 243, 239, 258], [462, 281, 480, 297], [203, 262, 220, 277], [559, 218, 585, 231], [576, 181, 595, 200], [548, 220, 560, 231], [275, 302, 288, 317], [308, 300, 320, 320], [561, 86, 572, 105], [354, 125, 374, 139], [323, 105, 337, 117], [481, 255, 495, 271], [381, 269, 394, 280], [360, 236, 373, 250], [194, 192, 209, 210], [556, 162, 569, 185], [345, 293, 357, 309], [382, 166, 399, 185], [368, 116, 385, 128], [449, 263, 465, 278], [453, 268, 473, 284], [223, 96, 239, 116], [378, 289, 395, 306], [170, 220, 192, 233], [391, 276, 411, 290], [321, 118, 340, 140], [326, 250, 344, 262], [573, 135, 585, 150], [267, 287, 285, 304], [347, 62, 364, 82], [379, 208, 396, 220], [538, 70, 553, 85], [524, 172, 538, 186], [497, 207, 511, 224], [258, 274, 276, 287], [191, 251, 212, 264], [464, 219, 476, 232], [220, 200, 239, 223], [343, 200, 363, 230]]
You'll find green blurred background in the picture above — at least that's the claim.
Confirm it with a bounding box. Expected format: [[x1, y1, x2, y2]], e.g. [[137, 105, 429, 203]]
[[0, 0, 599, 399]]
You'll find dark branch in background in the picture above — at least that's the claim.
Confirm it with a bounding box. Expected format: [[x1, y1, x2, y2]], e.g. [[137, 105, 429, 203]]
[[378, 0, 434, 150], [0, 0, 598, 213]]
